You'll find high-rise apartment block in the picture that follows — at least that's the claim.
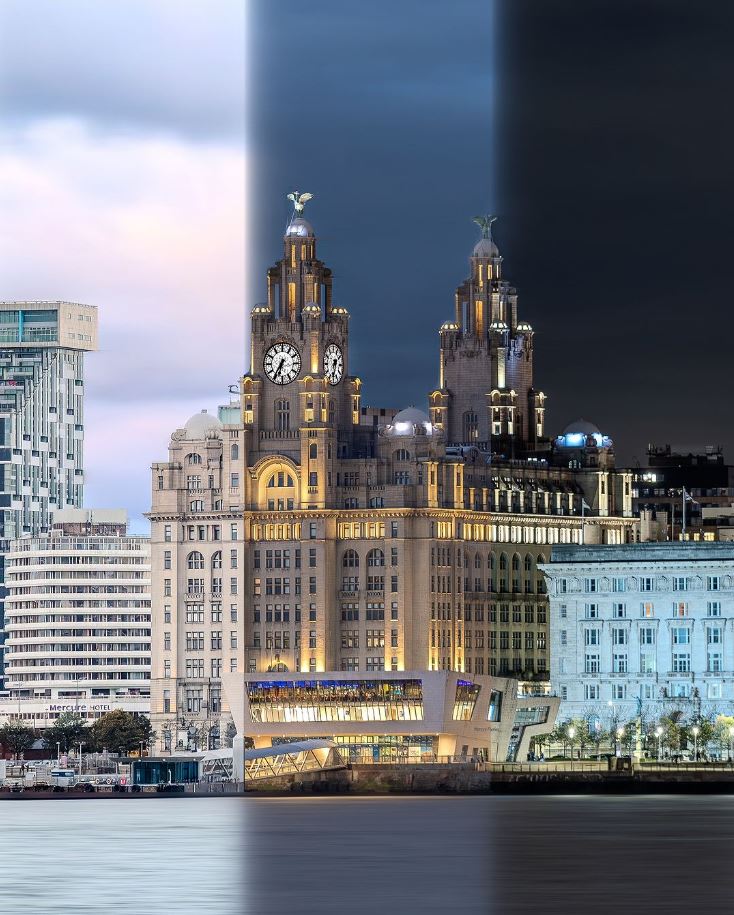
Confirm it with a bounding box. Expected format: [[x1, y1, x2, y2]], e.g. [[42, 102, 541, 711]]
[[0, 301, 98, 685], [0, 509, 150, 728]]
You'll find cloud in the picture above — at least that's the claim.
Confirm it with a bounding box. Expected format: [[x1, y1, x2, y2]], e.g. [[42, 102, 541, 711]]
[[0, 0, 246, 142], [0, 118, 247, 523]]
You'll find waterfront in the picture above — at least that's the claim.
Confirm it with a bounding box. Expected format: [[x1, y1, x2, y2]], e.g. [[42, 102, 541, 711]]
[[2, 796, 734, 913]]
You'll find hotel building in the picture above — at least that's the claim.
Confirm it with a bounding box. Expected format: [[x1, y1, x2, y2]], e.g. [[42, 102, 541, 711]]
[[148, 197, 636, 754], [0, 509, 150, 728], [543, 542, 734, 722], [0, 301, 98, 685]]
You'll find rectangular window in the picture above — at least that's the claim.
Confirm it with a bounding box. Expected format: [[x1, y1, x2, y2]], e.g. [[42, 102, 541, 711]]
[[230, 549, 238, 569], [164, 550, 171, 570], [672, 652, 691, 673], [612, 653, 628, 673], [640, 602, 654, 618], [640, 577, 654, 592], [708, 601, 722, 617], [707, 576, 720, 591], [230, 632, 238, 649], [231, 523, 238, 540], [612, 628, 628, 646], [672, 627, 690, 645], [584, 578, 597, 593], [164, 578, 171, 597], [612, 603, 626, 619], [584, 683, 600, 700], [585, 603, 599, 619], [164, 524, 172, 542], [612, 577, 626, 593], [672, 601, 688, 617], [640, 652, 656, 674], [584, 654, 600, 674], [584, 629, 600, 646]]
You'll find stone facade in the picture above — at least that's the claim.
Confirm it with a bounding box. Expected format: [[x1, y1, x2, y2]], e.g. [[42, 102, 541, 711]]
[[148, 199, 637, 753], [543, 542, 734, 722]]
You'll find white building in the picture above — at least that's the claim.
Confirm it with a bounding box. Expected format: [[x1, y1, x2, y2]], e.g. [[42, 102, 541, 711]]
[[543, 542, 734, 721], [223, 669, 559, 771], [0, 509, 150, 727]]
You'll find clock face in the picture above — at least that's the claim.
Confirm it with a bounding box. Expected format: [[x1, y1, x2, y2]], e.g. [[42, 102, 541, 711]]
[[264, 342, 301, 385], [323, 343, 344, 385]]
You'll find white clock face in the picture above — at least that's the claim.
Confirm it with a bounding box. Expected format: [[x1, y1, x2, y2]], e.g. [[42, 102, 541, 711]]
[[264, 342, 301, 385], [323, 343, 344, 385]]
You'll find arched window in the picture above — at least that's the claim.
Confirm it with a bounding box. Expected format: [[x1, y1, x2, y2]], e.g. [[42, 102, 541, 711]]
[[267, 471, 294, 488], [230, 443, 239, 461], [342, 549, 359, 568], [187, 551, 205, 570], [537, 553, 547, 568], [189, 500, 204, 512], [474, 553, 482, 569], [499, 553, 508, 570], [309, 443, 318, 459], [463, 411, 479, 441], [211, 551, 222, 570], [393, 449, 411, 462], [524, 555, 533, 572], [275, 399, 290, 432], [367, 548, 385, 567], [512, 554, 521, 572], [489, 553, 495, 570], [186, 453, 202, 465]]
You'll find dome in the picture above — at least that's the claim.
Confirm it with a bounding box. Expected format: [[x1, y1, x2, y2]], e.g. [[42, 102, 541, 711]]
[[489, 320, 509, 333], [516, 321, 533, 333], [556, 418, 612, 450], [184, 409, 223, 440], [386, 407, 434, 437], [473, 236, 499, 258], [285, 217, 314, 238], [562, 418, 601, 436], [302, 302, 321, 315]]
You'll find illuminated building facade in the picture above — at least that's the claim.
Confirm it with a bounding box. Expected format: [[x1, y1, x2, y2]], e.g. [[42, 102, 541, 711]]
[[224, 670, 559, 765], [148, 196, 636, 753], [544, 542, 734, 721]]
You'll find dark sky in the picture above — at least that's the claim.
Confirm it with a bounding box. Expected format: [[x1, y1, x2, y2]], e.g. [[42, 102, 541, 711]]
[[251, 1, 734, 465]]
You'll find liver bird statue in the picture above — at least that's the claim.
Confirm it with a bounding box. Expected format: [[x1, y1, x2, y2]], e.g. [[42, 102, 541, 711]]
[[473, 214, 497, 238], [287, 191, 313, 215]]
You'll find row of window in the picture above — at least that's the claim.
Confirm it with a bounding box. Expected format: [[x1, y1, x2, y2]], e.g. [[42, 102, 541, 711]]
[[562, 575, 727, 594]]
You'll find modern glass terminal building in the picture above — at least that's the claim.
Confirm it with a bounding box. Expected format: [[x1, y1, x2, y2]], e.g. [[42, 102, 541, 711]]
[[224, 670, 558, 773]]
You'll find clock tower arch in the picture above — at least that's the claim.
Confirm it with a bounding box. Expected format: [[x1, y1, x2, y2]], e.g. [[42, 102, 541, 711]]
[[242, 193, 361, 476]]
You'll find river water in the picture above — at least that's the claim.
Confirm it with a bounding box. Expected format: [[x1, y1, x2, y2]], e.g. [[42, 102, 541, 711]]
[[1, 795, 733, 913]]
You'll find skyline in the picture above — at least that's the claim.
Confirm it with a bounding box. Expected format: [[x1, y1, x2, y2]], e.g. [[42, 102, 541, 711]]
[[3, 1, 734, 532]]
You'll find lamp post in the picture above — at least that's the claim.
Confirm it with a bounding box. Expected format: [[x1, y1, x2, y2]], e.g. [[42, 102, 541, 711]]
[[692, 725, 700, 762], [655, 726, 663, 761], [78, 741, 84, 777], [56, 741, 60, 766], [616, 727, 624, 758], [567, 726, 576, 761]]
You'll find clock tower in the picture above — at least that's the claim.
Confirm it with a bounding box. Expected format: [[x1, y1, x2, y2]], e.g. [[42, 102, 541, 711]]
[[429, 217, 546, 456], [241, 193, 361, 506]]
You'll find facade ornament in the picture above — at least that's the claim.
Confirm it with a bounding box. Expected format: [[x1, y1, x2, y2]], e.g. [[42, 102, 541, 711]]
[[473, 214, 497, 239], [287, 190, 313, 215]]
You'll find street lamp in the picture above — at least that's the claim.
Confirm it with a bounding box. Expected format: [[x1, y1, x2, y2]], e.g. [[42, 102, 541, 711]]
[[567, 726, 576, 761], [78, 742, 85, 777], [692, 725, 700, 762], [56, 741, 61, 766], [655, 726, 663, 761]]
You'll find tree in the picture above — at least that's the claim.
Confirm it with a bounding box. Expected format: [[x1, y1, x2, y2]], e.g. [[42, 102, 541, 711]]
[[0, 721, 37, 758], [89, 710, 152, 754], [43, 713, 89, 753]]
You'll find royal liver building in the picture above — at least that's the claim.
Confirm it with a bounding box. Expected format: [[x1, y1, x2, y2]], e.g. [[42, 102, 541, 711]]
[[148, 196, 636, 752]]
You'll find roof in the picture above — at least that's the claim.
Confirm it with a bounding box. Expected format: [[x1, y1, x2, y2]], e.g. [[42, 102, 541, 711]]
[[546, 542, 734, 565], [244, 740, 336, 760]]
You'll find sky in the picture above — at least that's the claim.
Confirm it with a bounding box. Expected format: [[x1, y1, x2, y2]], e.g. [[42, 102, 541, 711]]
[[2, 1, 733, 530], [0, 0, 247, 532]]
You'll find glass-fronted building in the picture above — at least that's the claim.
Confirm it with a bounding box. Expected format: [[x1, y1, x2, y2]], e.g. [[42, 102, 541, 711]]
[[224, 670, 558, 772], [0, 301, 98, 686]]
